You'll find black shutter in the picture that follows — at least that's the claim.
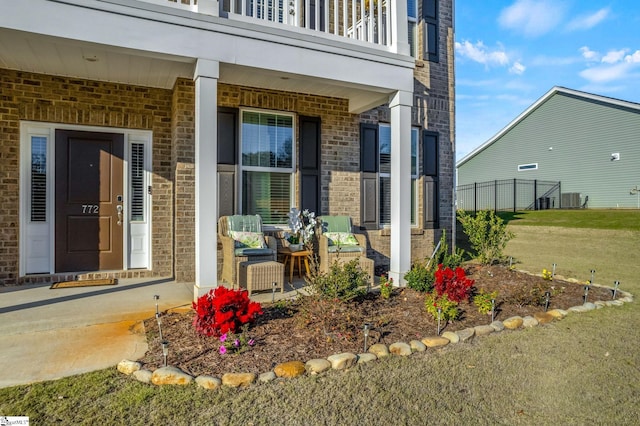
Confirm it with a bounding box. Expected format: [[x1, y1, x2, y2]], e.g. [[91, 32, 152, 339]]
[[422, 0, 439, 62], [423, 130, 438, 176], [360, 123, 379, 229], [300, 116, 321, 214], [217, 108, 238, 218], [422, 130, 439, 228], [217, 108, 237, 165]]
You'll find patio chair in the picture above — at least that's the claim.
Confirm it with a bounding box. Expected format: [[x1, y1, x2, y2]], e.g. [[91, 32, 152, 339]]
[[218, 215, 277, 288], [317, 215, 373, 278]]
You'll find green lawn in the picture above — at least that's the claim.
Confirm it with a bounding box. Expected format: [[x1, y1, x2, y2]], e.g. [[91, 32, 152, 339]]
[[2, 211, 640, 425], [497, 209, 640, 231]]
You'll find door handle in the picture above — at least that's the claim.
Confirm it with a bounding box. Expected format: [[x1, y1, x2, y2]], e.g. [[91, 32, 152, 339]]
[[117, 205, 123, 226]]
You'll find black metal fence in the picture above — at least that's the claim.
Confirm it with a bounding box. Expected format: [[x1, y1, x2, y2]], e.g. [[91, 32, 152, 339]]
[[456, 179, 561, 212]]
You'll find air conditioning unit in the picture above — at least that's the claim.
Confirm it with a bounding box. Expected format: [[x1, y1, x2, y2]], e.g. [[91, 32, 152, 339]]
[[561, 192, 581, 209]]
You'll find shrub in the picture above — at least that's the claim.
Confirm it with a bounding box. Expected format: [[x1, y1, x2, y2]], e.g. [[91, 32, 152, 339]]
[[307, 258, 368, 302], [192, 287, 263, 337], [425, 291, 459, 322], [434, 230, 466, 270], [457, 210, 514, 265], [379, 274, 393, 299], [404, 260, 434, 292], [473, 289, 498, 315], [434, 264, 475, 303]]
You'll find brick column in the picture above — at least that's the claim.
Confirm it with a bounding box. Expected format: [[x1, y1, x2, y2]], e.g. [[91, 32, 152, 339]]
[[388, 90, 412, 286], [193, 59, 219, 300]]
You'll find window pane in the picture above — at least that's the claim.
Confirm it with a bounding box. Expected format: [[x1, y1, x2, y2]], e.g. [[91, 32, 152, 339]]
[[242, 111, 293, 169], [379, 124, 391, 174], [411, 128, 418, 176], [407, 0, 416, 18], [242, 171, 291, 224], [31, 136, 47, 222], [130, 143, 145, 222], [408, 21, 416, 57], [379, 175, 391, 225], [411, 178, 416, 225]]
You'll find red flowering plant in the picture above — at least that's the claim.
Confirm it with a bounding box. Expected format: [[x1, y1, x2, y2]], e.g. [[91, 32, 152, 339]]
[[433, 264, 475, 303], [192, 286, 263, 337]]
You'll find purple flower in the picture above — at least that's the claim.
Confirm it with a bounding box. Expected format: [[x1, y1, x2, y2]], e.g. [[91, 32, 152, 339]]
[[233, 339, 240, 347], [219, 333, 227, 343], [248, 339, 255, 346], [219, 346, 227, 355]]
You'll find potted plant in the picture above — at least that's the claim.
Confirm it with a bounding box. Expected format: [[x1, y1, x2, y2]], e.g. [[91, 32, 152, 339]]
[[286, 208, 317, 251]]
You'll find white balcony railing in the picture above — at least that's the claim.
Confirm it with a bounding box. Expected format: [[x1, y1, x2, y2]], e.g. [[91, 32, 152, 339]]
[[138, 0, 391, 47]]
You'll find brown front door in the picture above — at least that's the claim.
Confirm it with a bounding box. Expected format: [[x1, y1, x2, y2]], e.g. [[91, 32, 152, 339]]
[[55, 130, 124, 272]]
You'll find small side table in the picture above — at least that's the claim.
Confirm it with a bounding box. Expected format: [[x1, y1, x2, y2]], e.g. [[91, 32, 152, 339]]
[[279, 247, 312, 283]]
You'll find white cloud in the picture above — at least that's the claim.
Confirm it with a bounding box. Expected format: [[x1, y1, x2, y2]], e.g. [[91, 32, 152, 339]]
[[579, 46, 599, 61], [509, 62, 526, 75], [602, 49, 628, 64], [625, 50, 640, 63], [455, 41, 509, 66], [566, 8, 611, 31], [580, 62, 634, 83], [498, 0, 566, 37]]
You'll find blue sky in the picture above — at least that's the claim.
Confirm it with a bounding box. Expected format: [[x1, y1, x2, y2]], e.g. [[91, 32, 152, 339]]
[[455, 0, 640, 162]]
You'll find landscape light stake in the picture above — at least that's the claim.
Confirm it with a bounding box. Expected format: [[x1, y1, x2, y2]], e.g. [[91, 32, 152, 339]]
[[590, 269, 596, 285], [490, 299, 495, 323], [613, 281, 620, 299], [154, 295, 163, 341], [437, 308, 442, 336], [509, 257, 513, 269], [161, 340, 169, 367], [583, 285, 590, 304], [552, 263, 557, 279], [544, 291, 551, 312], [363, 323, 370, 353], [272, 282, 276, 303]]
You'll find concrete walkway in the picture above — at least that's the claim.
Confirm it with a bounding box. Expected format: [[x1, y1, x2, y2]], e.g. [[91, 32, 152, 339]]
[[0, 277, 306, 388]]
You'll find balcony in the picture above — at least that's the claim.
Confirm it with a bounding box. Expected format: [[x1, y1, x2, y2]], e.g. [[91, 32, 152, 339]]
[[138, 0, 393, 48]]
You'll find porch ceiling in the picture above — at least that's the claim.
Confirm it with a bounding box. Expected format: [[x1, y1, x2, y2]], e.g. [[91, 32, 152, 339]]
[[0, 28, 391, 113]]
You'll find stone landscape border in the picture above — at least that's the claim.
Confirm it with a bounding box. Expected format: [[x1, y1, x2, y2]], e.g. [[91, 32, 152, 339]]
[[117, 280, 634, 389]]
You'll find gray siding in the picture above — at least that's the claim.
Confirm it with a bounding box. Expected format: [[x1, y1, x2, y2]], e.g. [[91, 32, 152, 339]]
[[458, 92, 640, 208]]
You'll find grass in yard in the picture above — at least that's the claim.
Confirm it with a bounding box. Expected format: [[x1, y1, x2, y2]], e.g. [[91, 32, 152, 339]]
[[2, 210, 640, 424], [496, 209, 640, 231]]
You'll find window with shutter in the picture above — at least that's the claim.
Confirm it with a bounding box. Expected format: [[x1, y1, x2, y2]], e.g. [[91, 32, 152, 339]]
[[423, 0, 439, 62], [240, 109, 295, 224], [376, 124, 419, 227]]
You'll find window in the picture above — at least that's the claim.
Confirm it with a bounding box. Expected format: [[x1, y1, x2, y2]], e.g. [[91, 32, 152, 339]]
[[130, 143, 145, 222], [240, 110, 295, 224], [379, 125, 419, 226], [423, 0, 438, 62], [30, 136, 47, 222], [518, 163, 538, 171], [408, 0, 417, 57]]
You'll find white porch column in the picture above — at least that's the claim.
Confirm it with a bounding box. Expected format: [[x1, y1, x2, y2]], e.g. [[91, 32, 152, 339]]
[[388, 90, 413, 286], [193, 59, 219, 300], [390, 0, 410, 56]]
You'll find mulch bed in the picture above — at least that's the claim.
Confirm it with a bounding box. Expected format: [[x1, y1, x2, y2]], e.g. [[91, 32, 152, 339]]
[[138, 264, 616, 377]]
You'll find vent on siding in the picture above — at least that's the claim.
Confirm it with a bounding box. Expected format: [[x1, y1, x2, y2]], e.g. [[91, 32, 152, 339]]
[[30, 136, 47, 222], [130, 143, 145, 222]]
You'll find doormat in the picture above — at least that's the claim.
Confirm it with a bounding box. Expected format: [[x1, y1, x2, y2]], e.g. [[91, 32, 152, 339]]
[[50, 278, 118, 289]]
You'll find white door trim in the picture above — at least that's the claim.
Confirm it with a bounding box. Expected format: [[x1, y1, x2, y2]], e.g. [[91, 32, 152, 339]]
[[19, 122, 153, 276]]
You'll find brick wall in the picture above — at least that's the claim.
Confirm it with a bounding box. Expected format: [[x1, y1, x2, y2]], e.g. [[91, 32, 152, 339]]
[[171, 79, 195, 282], [0, 69, 173, 285]]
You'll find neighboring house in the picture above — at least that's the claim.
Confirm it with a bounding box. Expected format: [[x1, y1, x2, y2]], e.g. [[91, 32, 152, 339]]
[[457, 87, 640, 210], [0, 0, 454, 296]]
